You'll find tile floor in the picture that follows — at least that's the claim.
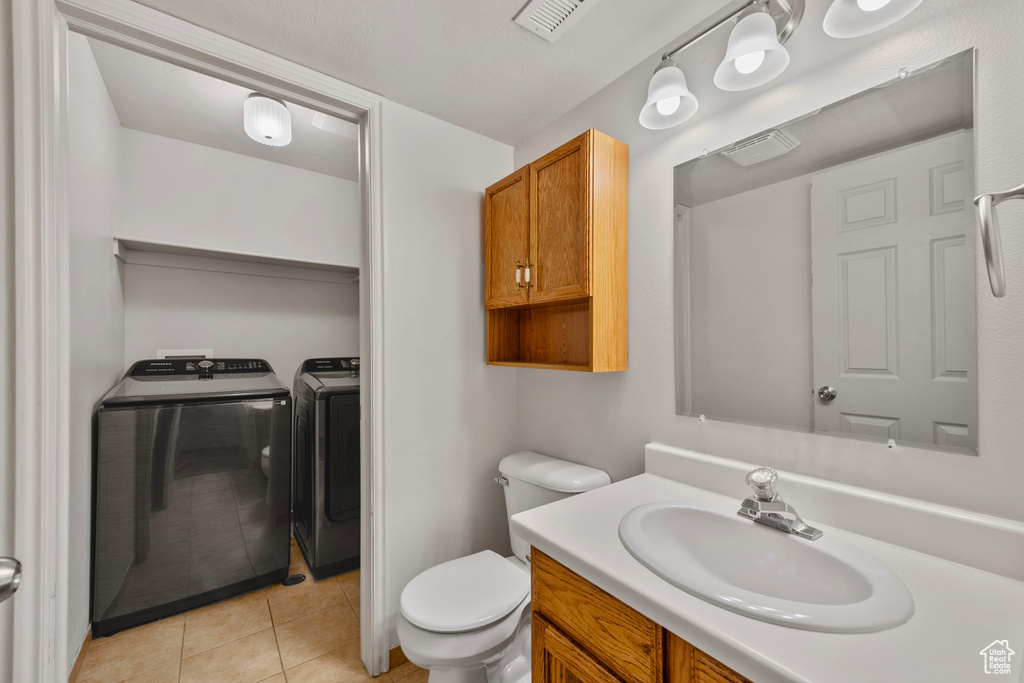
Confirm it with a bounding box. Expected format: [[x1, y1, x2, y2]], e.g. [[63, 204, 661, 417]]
[[78, 540, 427, 683]]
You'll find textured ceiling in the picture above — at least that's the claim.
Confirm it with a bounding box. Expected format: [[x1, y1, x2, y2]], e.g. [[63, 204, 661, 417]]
[[88, 37, 360, 180], [130, 0, 730, 145]]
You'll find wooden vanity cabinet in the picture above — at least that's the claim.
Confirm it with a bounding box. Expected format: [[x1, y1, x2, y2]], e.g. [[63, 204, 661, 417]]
[[484, 129, 627, 372], [531, 548, 753, 683]]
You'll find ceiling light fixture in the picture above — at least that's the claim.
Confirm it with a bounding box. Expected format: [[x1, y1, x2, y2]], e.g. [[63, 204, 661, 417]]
[[822, 0, 922, 38], [640, 0, 803, 130], [244, 93, 292, 147], [714, 8, 791, 91]]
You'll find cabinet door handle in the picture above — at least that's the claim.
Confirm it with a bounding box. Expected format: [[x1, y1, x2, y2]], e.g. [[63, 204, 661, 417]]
[[515, 260, 523, 291], [524, 258, 532, 289]]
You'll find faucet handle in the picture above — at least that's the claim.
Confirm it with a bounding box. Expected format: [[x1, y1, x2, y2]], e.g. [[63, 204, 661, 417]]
[[745, 467, 778, 501]]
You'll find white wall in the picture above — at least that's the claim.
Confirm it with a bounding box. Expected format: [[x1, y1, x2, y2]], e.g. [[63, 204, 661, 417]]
[[687, 173, 813, 431], [122, 128, 360, 266], [67, 33, 127, 666], [513, 0, 1024, 521], [123, 262, 358, 383], [380, 100, 518, 648], [0, 0, 15, 678]]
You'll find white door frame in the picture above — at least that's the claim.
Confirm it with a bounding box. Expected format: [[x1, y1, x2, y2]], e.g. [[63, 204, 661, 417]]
[[11, 0, 389, 678]]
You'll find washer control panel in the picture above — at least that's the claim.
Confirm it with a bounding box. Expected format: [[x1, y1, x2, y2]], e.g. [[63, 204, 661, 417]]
[[128, 359, 272, 377]]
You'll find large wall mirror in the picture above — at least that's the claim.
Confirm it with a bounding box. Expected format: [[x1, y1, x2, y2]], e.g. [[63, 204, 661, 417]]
[[674, 50, 977, 454]]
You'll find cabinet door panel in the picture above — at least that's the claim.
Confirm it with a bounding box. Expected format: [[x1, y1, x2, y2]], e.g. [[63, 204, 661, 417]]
[[533, 614, 624, 683], [533, 549, 662, 683], [485, 167, 530, 308], [530, 133, 590, 303]]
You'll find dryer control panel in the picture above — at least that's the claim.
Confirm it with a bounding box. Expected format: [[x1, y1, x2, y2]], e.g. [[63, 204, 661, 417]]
[[301, 357, 360, 374], [128, 358, 272, 377]]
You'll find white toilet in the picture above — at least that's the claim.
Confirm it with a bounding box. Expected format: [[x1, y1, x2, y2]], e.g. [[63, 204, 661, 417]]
[[396, 451, 611, 683]]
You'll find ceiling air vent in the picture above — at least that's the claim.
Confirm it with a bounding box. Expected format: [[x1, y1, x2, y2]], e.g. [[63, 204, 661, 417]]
[[514, 0, 601, 42], [722, 129, 801, 167]]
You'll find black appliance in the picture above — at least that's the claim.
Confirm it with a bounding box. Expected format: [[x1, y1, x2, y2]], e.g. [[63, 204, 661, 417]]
[[92, 358, 291, 636], [292, 357, 360, 580]]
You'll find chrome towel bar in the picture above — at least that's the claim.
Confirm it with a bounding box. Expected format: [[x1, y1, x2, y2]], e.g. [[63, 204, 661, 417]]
[[975, 182, 1024, 297]]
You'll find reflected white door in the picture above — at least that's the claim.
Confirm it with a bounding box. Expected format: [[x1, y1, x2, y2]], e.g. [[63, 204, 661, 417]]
[[811, 132, 976, 449]]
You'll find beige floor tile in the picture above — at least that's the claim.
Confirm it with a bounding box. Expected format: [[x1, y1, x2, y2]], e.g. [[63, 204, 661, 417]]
[[275, 604, 360, 670], [387, 661, 424, 682], [182, 589, 273, 658], [122, 659, 181, 683], [282, 640, 377, 683], [336, 570, 359, 600], [79, 617, 184, 683], [393, 669, 428, 683], [179, 628, 282, 683], [267, 574, 347, 626], [260, 674, 287, 683]]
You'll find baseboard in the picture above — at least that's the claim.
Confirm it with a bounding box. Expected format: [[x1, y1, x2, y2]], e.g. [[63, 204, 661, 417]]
[[389, 645, 409, 670], [68, 630, 92, 683]]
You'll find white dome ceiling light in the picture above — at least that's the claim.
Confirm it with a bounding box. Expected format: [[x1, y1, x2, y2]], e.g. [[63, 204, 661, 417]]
[[823, 0, 923, 39], [244, 93, 292, 147], [639, 58, 699, 130], [714, 9, 791, 91]]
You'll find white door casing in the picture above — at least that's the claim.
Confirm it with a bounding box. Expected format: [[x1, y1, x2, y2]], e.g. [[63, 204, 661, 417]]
[[11, 0, 389, 678], [811, 132, 977, 450]]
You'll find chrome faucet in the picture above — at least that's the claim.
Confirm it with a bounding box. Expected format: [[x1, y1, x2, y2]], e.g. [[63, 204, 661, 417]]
[[737, 467, 822, 541]]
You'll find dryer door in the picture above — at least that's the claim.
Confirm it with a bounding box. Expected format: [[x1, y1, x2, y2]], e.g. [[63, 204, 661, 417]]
[[325, 392, 360, 523]]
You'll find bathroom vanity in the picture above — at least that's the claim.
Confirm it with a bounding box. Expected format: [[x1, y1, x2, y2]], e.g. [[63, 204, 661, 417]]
[[515, 444, 1024, 682], [533, 548, 750, 683]]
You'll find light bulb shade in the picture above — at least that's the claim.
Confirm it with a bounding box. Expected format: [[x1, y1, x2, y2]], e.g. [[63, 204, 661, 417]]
[[823, 0, 923, 38], [639, 59, 699, 130], [244, 93, 292, 146], [714, 12, 790, 92]]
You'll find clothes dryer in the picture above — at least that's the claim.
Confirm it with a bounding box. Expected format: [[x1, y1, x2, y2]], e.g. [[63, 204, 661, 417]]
[[292, 357, 361, 580]]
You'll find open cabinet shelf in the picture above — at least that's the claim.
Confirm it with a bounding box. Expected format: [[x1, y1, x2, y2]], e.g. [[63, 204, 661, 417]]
[[487, 299, 596, 371]]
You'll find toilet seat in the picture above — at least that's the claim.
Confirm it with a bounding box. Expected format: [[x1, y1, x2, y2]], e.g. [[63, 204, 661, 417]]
[[400, 551, 530, 633]]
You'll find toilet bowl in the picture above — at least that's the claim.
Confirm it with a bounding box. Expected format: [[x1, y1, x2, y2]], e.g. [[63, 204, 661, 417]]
[[396, 452, 611, 683]]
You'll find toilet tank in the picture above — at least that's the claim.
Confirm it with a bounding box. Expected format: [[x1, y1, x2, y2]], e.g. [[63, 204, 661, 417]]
[[498, 451, 611, 563]]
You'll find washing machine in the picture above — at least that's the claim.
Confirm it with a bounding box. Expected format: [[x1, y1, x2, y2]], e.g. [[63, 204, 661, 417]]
[[91, 358, 291, 636], [292, 357, 360, 580]]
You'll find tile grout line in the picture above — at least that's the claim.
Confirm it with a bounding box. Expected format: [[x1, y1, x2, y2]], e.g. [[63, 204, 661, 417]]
[[266, 590, 287, 680], [178, 613, 186, 683]]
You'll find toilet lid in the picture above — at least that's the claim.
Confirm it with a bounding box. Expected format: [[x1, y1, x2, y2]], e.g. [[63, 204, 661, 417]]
[[400, 550, 530, 633]]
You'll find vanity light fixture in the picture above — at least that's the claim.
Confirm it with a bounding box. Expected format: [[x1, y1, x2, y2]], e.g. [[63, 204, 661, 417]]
[[642, 0, 921, 130], [243, 93, 292, 147], [822, 0, 923, 39], [639, 0, 803, 130]]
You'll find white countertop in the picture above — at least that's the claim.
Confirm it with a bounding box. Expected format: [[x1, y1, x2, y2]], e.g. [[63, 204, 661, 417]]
[[511, 473, 1024, 683]]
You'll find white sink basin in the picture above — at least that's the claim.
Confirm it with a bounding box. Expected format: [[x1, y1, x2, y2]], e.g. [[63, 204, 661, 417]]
[[618, 500, 914, 633]]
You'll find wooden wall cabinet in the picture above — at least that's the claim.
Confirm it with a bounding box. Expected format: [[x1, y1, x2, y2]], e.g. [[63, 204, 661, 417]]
[[531, 549, 753, 683], [484, 129, 628, 372]]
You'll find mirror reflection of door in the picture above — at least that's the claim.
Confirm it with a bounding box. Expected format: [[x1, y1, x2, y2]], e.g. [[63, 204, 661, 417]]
[[810, 132, 977, 449]]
